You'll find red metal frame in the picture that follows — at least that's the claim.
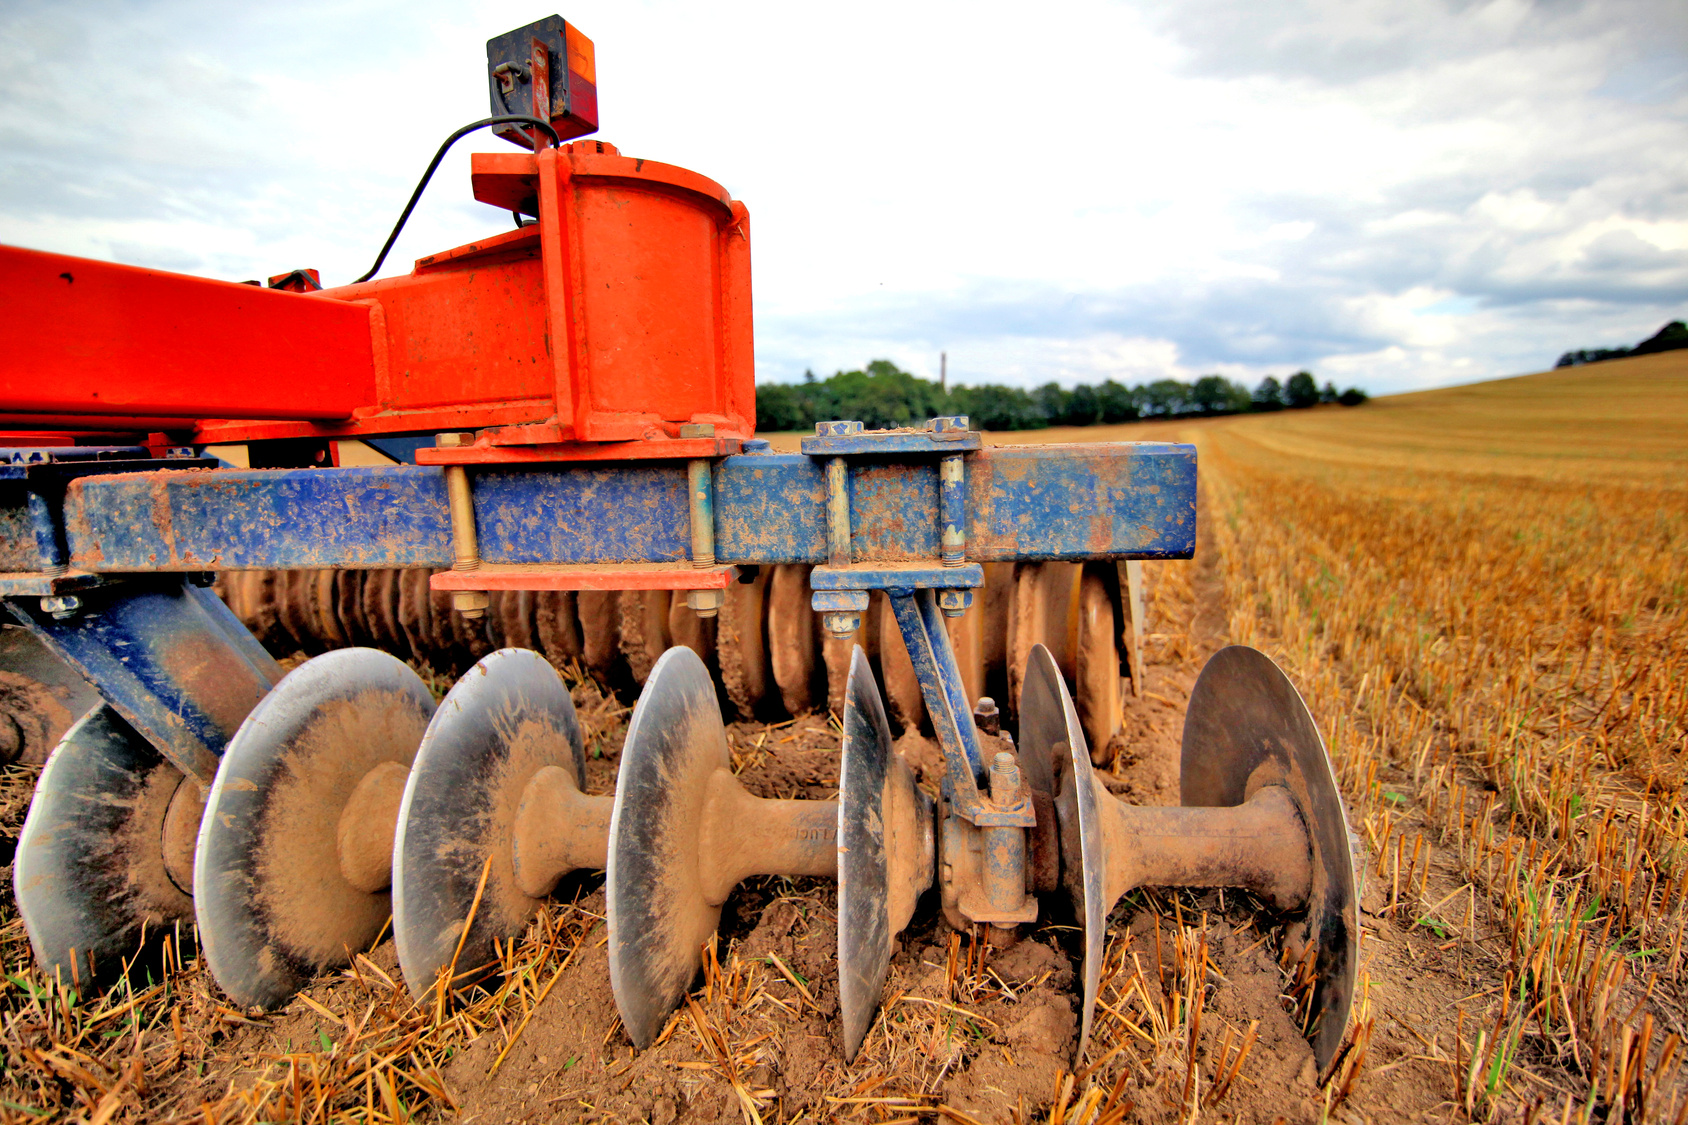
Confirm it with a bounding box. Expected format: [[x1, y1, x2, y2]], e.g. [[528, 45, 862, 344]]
[[429, 563, 735, 592], [0, 141, 755, 452]]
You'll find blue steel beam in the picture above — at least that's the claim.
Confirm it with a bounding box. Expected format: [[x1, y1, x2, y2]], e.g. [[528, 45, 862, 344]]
[[52, 443, 1195, 571], [4, 579, 283, 782]]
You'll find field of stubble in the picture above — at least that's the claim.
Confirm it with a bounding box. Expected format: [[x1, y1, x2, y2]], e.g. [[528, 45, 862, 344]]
[[1057, 348, 1686, 1122], [1, 351, 1683, 1124]]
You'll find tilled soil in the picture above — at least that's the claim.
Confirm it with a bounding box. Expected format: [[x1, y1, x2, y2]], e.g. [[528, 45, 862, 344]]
[[1, 551, 1506, 1124]]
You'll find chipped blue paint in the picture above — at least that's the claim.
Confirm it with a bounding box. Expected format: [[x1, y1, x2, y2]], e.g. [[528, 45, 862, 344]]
[[3, 578, 282, 781], [29, 443, 1193, 571]]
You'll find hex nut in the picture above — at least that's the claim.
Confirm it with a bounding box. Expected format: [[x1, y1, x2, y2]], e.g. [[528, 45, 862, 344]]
[[822, 610, 862, 638], [687, 589, 724, 618], [41, 595, 82, 620], [816, 420, 865, 437], [937, 589, 974, 618], [436, 431, 476, 448], [679, 423, 716, 438], [930, 415, 971, 433], [452, 590, 490, 618]]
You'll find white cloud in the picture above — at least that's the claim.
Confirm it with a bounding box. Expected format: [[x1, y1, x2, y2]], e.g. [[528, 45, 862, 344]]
[[0, 0, 1683, 396]]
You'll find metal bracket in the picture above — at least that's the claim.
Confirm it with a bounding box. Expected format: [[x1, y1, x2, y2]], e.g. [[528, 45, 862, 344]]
[[3, 577, 282, 783], [796, 417, 1027, 828]]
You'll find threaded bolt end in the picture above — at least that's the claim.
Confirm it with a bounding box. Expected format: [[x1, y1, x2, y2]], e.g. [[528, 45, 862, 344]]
[[989, 750, 1021, 804]]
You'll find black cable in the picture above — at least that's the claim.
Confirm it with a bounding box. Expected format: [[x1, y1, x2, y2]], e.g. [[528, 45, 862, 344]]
[[354, 114, 563, 284]]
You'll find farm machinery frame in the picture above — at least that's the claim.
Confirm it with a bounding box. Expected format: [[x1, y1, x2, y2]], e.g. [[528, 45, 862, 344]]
[[0, 15, 1361, 1080]]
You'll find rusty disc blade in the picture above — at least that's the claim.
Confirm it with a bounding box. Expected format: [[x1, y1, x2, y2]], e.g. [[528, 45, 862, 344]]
[[13, 705, 194, 991], [1181, 644, 1358, 1076], [1031, 642, 1111, 1061], [606, 645, 731, 1049], [837, 646, 935, 1061], [392, 648, 584, 1000], [195, 648, 433, 1009]]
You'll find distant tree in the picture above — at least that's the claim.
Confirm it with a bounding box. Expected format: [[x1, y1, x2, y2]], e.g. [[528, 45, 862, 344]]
[[1096, 380, 1139, 424], [756, 382, 811, 432], [1284, 371, 1319, 409], [1631, 319, 1688, 356], [813, 359, 948, 428], [1189, 374, 1249, 415], [1139, 379, 1189, 417], [951, 383, 1046, 430], [1252, 376, 1285, 411], [1556, 347, 1632, 367], [1031, 382, 1070, 426], [755, 361, 1376, 433]]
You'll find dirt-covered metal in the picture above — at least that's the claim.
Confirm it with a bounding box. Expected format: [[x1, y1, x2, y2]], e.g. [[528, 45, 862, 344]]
[[1038, 641, 1358, 1073], [836, 647, 935, 1061], [13, 705, 197, 989], [194, 649, 435, 1008], [393, 648, 593, 999]]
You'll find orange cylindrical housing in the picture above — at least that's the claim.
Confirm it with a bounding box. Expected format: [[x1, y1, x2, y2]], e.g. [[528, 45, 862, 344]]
[[474, 140, 755, 443]]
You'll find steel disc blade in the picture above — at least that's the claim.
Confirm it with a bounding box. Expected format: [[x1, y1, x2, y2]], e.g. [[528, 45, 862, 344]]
[[1015, 642, 1066, 799], [13, 706, 194, 989], [606, 645, 730, 1049], [837, 646, 934, 1061], [0, 625, 100, 765], [195, 648, 433, 1009], [392, 648, 585, 1000], [1181, 645, 1358, 1075], [1032, 643, 1109, 1061]]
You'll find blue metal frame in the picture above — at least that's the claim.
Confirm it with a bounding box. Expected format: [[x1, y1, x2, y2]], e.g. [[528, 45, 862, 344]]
[[41, 444, 1193, 571], [1, 426, 1194, 810], [4, 578, 282, 781]]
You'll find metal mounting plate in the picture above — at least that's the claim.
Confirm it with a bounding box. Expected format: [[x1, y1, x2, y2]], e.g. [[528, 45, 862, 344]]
[[800, 431, 981, 456]]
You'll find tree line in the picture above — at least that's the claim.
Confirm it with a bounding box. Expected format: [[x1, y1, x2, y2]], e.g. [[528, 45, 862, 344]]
[[756, 361, 1369, 433], [1556, 319, 1687, 368]]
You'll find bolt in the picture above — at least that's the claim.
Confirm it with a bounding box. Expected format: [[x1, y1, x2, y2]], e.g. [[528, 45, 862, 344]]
[[989, 750, 1021, 805], [973, 696, 1001, 735], [822, 610, 862, 639], [686, 589, 723, 619], [452, 590, 489, 619], [40, 595, 81, 620]]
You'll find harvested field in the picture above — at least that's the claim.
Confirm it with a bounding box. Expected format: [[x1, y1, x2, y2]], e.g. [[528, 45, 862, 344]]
[[2, 351, 1684, 1122]]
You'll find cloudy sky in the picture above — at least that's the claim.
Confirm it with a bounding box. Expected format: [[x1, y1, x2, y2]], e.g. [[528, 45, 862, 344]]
[[2, 0, 1684, 395]]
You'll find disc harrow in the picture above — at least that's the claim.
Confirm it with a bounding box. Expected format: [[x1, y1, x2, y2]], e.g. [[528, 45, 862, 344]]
[[0, 12, 1364, 1093], [211, 557, 1144, 761]]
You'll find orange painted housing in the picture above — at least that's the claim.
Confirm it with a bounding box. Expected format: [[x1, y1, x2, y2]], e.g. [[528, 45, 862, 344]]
[[0, 140, 755, 451]]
